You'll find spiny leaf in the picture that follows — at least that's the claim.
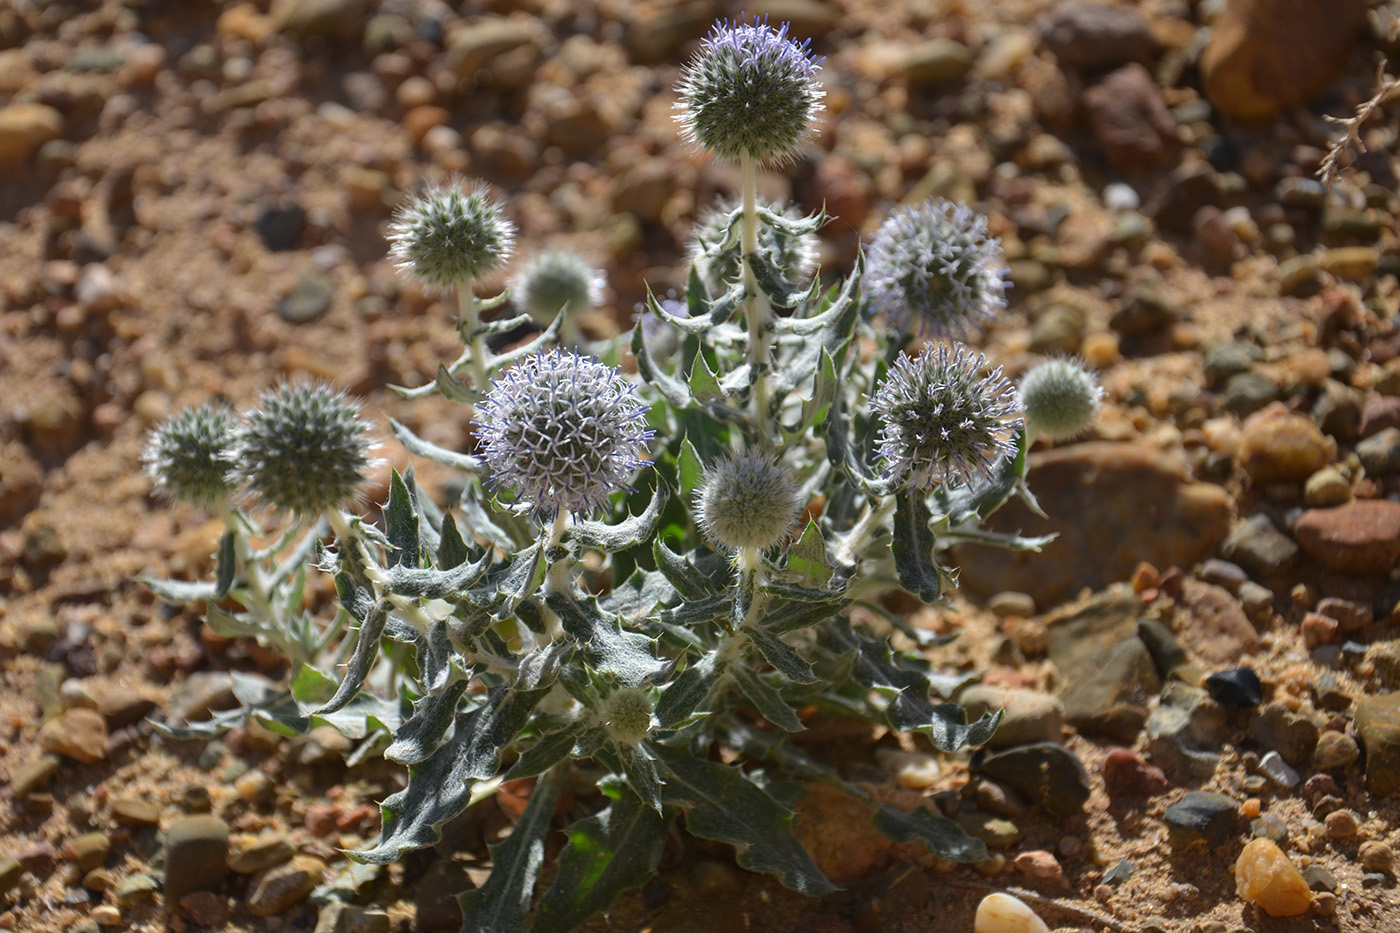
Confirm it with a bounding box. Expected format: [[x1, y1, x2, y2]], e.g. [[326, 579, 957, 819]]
[[732, 665, 804, 732], [871, 804, 988, 864], [744, 626, 818, 685], [315, 598, 389, 715], [572, 483, 666, 553], [384, 470, 420, 569], [388, 417, 481, 473], [457, 770, 562, 933], [214, 531, 236, 599], [892, 491, 943, 603], [384, 679, 469, 765]]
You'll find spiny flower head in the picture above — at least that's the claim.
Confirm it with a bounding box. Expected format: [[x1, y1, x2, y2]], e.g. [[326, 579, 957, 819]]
[[1019, 357, 1103, 442], [689, 198, 818, 295], [675, 16, 824, 164], [602, 686, 654, 746], [696, 452, 803, 552], [865, 199, 1008, 338], [510, 248, 605, 321], [232, 383, 373, 516], [475, 349, 653, 517], [870, 343, 1021, 491], [387, 180, 515, 291], [143, 402, 238, 507]]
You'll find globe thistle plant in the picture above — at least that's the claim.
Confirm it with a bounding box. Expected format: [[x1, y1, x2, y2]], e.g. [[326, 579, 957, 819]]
[[387, 180, 515, 292], [1018, 357, 1103, 442], [870, 343, 1021, 491], [689, 198, 819, 295], [475, 349, 653, 518], [143, 402, 238, 507], [232, 383, 373, 516], [675, 16, 824, 165], [865, 199, 1009, 339], [696, 452, 803, 552], [602, 686, 655, 746]]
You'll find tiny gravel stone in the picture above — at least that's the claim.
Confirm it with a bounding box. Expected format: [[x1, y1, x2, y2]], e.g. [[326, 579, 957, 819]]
[[277, 271, 336, 324], [1205, 667, 1264, 707], [66, 832, 110, 871], [1356, 693, 1400, 796], [1359, 840, 1394, 874], [1164, 792, 1238, 849], [247, 855, 325, 917], [1311, 731, 1360, 771], [90, 905, 121, 927], [1324, 809, 1359, 839], [1239, 410, 1333, 484], [114, 873, 159, 907], [0, 856, 20, 896], [1302, 864, 1338, 893], [1257, 751, 1300, 788], [978, 742, 1092, 817], [37, 707, 108, 764], [1237, 581, 1274, 622], [228, 833, 295, 874], [957, 812, 1024, 849], [111, 797, 161, 827], [1304, 468, 1351, 508], [163, 815, 230, 901], [10, 755, 60, 796], [179, 890, 231, 927], [1101, 747, 1168, 797], [1103, 858, 1135, 885], [1220, 514, 1298, 577], [1247, 702, 1319, 767], [1357, 427, 1400, 477], [1137, 618, 1187, 678]]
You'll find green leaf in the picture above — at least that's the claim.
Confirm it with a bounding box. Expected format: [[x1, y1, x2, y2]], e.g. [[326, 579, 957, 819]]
[[438, 512, 471, 569], [747, 249, 817, 310], [384, 679, 469, 765], [355, 644, 568, 863], [823, 619, 1000, 753], [784, 521, 833, 589], [417, 619, 453, 696], [434, 363, 481, 404], [619, 744, 663, 813], [744, 626, 818, 685], [653, 655, 717, 729], [676, 436, 705, 496], [759, 597, 850, 635], [503, 721, 587, 781], [388, 416, 481, 473], [532, 787, 669, 933], [140, 575, 218, 602], [384, 470, 420, 569], [770, 256, 861, 336], [205, 604, 271, 641], [799, 348, 839, 437], [688, 351, 724, 401], [631, 322, 689, 408], [547, 592, 668, 687], [657, 751, 836, 896], [316, 598, 389, 715], [892, 491, 943, 603], [653, 540, 716, 600], [871, 804, 988, 864], [457, 769, 562, 933], [214, 531, 236, 599], [572, 483, 666, 553], [732, 666, 804, 732], [383, 548, 491, 599], [493, 542, 546, 615]]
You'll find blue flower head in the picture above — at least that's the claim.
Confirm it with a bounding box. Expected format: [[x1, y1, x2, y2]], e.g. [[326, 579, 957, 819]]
[[865, 199, 1009, 339], [870, 343, 1021, 491], [476, 349, 654, 517], [675, 16, 825, 164]]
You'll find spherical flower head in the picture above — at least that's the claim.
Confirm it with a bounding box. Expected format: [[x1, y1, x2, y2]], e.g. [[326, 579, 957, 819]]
[[696, 452, 803, 552], [870, 343, 1022, 491], [232, 383, 372, 516], [865, 199, 1009, 339], [510, 249, 605, 322], [602, 686, 654, 746], [689, 198, 818, 295], [675, 16, 824, 164], [143, 402, 238, 507], [1018, 358, 1103, 442], [387, 180, 515, 291], [475, 349, 653, 518]]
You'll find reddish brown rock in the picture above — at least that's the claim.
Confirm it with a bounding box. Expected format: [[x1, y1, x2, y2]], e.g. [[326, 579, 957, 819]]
[[1081, 64, 1179, 174], [1361, 394, 1400, 438], [1176, 579, 1259, 665], [1292, 500, 1400, 575], [954, 443, 1233, 607], [1102, 747, 1169, 797], [1201, 0, 1367, 122]]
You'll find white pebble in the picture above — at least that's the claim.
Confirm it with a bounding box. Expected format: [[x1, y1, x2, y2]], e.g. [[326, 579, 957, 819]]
[[974, 893, 1050, 933], [1103, 182, 1140, 212]]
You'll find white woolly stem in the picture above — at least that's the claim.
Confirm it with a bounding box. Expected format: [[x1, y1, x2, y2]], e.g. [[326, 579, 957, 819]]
[[458, 283, 489, 389], [539, 510, 570, 641], [740, 154, 773, 448], [217, 499, 281, 640]]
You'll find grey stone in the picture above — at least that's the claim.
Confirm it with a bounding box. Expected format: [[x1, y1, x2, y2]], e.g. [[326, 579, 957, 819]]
[[1040, 2, 1156, 70], [1221, 371, 1281, 417], [9, 754, 59, 796], [1137, 618, 1187, 679], [247, 856, 324, 917], [1203, 340, 1259, 384], [959, 685, 1064, 748], [1357, 427, 1400, 477], [0, 856, 20, 896], [1357, 693, 1400, 796], [1029, 303, 1086, 355], [902, 39, 974, 84], [1110, 288, 1177, 339], [977, 742, 1091, 817], [1258, 750, 1300, 788], [1147, 687, 1224, 781], [1060, 636, 1160, 743], [114, 873, 159, 907], [277, 271, 335, 324], [1220, 514, 1298, 578], [1163, 791, 1238, 848], [168, 672, 236, 724], [1247, 702, 1319, 767], [163, 815, 230, 901]]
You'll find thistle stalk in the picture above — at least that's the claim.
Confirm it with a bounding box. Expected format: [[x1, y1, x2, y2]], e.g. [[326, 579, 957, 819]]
[[458, 283, 489, 390], [740, 154, 773, 447]]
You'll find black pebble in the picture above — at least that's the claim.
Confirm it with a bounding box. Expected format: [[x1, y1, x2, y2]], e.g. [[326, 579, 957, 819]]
[[1205, 667, 1264, 708]]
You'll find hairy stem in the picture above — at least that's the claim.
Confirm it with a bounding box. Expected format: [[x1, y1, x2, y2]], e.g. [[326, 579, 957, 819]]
[[458, 282, 489, 389], [740, 154, 772, 448]]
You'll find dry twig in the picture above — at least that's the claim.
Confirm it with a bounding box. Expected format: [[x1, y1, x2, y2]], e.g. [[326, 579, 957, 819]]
[[1318, 59, 1400, 188]]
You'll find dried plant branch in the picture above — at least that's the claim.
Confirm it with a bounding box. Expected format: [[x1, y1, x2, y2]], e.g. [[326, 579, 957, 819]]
[[1319, 58, 1400, 188]]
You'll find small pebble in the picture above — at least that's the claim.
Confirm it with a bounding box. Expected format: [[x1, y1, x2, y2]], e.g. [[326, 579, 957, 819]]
[[1235, 838, 1312, 917], [1324, 809, 1359, 839], [1205, 668, 1264, 707], [1258, 751, 1300, 788], [973, 892, 1050, 933], [1359, 840, 1394, 874]]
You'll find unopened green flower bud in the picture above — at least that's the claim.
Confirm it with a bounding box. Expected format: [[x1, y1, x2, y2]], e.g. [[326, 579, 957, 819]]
[[232, 383, 373, 516], [696, 452, 803, 552], [1018, 358, 1102, 442], [510, 249, 604, 322], [603, 686, 654, 746], [143, 403, 238, 507], [387, 180, 515, 291]]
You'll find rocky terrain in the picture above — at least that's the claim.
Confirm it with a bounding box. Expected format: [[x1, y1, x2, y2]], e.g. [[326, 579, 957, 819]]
[[3, 0, 1400, 931]]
